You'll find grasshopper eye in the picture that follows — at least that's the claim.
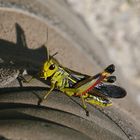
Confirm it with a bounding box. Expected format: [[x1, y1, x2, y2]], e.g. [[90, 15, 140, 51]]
[[49, 64, 55, 70]]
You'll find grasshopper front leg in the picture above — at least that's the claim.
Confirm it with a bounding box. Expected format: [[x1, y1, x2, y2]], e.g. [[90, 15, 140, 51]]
[[44, 83, 55, 100], [38, 82, 55, 105]]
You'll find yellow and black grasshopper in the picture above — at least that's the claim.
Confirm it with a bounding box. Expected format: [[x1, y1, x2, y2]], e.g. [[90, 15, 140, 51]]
[[35, 50, 126, 116]]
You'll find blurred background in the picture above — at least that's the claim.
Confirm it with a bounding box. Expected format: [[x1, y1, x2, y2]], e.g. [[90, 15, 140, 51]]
[[67, 0, 140, 123], [68, 0, 140, 83]]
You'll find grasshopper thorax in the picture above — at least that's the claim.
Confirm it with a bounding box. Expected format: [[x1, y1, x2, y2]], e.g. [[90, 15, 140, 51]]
[[41, 58, 59, 80]]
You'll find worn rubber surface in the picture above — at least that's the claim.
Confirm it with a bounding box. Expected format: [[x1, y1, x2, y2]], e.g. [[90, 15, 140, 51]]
[[0, 0, 140, 140], [0, 87, 129, 140]]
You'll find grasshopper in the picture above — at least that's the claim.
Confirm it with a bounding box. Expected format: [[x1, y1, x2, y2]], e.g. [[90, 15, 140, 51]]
[[37, 50, 126, 116]]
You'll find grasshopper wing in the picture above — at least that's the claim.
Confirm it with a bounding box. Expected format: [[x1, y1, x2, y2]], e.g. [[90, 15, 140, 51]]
[[90, 84, 127, 98], [63, 67, 90, 86]]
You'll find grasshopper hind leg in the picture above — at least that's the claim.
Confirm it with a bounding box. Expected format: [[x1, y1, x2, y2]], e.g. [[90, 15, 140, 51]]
[[85, 95, 112, 107]]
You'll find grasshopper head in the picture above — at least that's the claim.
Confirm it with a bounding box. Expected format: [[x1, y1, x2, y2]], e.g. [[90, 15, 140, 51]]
[[41, 57, 59, 80]]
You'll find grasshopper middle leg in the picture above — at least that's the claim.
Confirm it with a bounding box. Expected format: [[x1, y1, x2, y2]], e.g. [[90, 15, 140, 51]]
[[38, 83, 55, 105], [62, 87, 89, 116]]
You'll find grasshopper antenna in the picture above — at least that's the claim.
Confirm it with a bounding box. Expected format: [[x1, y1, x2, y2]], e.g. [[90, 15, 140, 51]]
[[51, 52, 58, 57], [46, 27, 48, 45], [45, 27, 49, 60]]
